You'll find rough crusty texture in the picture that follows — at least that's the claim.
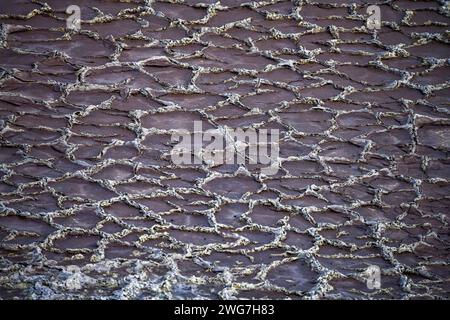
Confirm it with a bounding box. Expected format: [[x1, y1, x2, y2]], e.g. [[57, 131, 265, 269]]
[[0, 0, 449, 299]]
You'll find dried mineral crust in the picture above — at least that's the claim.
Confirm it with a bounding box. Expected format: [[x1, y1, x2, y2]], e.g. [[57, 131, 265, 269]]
[[0, 0, 449, 299]]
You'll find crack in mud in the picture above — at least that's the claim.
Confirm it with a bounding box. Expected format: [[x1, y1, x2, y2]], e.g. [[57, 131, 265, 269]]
[[0, 0, 449, 299]]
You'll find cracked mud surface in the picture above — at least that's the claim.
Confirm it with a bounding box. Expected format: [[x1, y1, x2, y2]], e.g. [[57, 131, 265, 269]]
[[0, 0, 449, 299]]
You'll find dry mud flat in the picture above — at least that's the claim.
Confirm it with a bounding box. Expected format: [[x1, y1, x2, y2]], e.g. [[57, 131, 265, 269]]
[[0, 0, 449, 299]]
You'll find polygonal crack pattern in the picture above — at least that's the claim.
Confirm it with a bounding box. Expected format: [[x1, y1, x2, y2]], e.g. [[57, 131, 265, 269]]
[[0, 0, 449, 299]]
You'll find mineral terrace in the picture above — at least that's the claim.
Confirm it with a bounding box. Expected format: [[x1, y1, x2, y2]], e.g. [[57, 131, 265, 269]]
[[0, 0, 449, 299]]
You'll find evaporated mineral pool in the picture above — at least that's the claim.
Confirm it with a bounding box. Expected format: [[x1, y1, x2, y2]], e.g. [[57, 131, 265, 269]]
[[0, 0, 449, 299]]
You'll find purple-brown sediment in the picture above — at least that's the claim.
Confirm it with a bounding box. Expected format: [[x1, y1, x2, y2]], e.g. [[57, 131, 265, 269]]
[[0, 0, 449, 299]]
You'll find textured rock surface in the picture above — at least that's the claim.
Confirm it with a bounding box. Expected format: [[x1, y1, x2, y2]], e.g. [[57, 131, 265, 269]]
[[0, 0, 449, 299]]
